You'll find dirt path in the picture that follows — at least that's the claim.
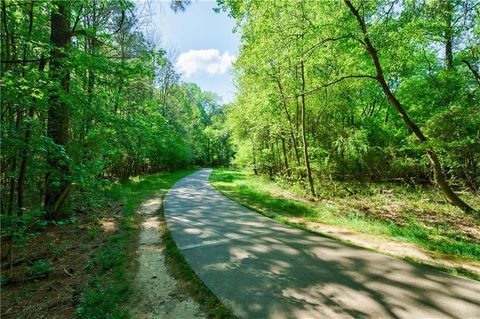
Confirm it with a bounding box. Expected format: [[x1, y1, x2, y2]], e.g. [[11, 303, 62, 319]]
[[129, 198, 204, 319]]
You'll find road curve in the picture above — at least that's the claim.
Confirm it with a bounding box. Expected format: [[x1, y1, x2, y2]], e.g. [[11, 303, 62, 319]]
[[164, 168, 480, 319]]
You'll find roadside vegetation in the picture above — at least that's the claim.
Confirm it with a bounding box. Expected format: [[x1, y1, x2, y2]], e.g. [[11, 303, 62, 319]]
[[1, 0, 232, 276], [1, 0, 231, 317], [219, 0, 479, 216], [1, 169, 196, 318], [78, 169, 197, 319], [214, 0, 479, 277], [210, 168, 480, 279]]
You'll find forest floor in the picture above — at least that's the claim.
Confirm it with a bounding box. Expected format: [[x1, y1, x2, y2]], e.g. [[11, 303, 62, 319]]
[[0, 169, 211, 319], [1, 211, 111, 319], [210, 168, 480, 280]]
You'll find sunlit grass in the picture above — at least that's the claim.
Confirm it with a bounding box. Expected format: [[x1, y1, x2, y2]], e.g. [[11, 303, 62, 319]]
[[210, 168, 480, 262], [78, 169, 197, 319]]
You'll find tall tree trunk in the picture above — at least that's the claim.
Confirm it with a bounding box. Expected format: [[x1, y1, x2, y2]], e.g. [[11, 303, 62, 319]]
[[444, 0, 454, 70], [17, 1, 37, 214], [6, 5, 18, 216], [276, 77, 301, 166], [44, 1, 71, 219], [344, 0, 475, 213], [300, 61, 315, 197], [1, 0, 11, 213]]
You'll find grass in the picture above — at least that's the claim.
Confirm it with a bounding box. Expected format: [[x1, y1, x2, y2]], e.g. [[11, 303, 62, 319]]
[[210, 168, 480, 265], [78, 169, 197, 319]]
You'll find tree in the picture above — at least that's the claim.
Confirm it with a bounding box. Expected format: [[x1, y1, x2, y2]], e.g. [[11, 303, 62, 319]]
[[343, 0, 474, 213], [44, 1, 72, 219], [218, 0, 478, 212]]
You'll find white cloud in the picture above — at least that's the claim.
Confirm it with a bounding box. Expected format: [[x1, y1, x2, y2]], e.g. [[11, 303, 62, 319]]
[[175, 49, 236, 78]]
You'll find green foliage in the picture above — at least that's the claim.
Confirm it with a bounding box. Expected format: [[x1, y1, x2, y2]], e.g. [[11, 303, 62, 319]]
[[25, 260, 54, 278], [78, 169, 196, 319], [1, 210, 44, 249], [0, 0, 233, 267], [0, 0, 232, 216], [221, 0, 479, 199]]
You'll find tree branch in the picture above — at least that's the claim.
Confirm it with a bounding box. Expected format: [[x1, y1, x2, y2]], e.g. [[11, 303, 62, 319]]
[[70, 4, 84, 35], [303, 74, 377, 96], [1, 57, 52, 64], [280, 74, 376, 101], [303, 35, 351, 58], [462, 59, 480, 86]]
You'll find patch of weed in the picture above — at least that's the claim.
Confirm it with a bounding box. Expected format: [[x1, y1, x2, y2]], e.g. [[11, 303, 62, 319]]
[[25, 260, 54, 278], [78, 169, 197, 319]]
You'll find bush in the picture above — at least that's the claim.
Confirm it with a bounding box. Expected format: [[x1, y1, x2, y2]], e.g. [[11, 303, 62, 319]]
[[25, 260, 54, 278]]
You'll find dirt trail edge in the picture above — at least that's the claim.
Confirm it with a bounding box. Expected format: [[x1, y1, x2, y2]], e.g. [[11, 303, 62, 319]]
[[164, 168, 480, 319], [129, 198, 204, 319]]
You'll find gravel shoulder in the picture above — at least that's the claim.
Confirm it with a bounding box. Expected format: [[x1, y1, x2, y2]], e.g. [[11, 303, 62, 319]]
[[129, 198, 204, 319]]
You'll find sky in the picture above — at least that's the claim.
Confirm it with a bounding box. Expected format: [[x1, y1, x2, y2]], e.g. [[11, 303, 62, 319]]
[[141, 0, 240, 103]]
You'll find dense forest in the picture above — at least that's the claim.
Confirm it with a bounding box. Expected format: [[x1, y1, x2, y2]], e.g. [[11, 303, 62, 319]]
[[1, 0, 231, 231], [1, 0, 480, 317], [218, 0, 479, 213]]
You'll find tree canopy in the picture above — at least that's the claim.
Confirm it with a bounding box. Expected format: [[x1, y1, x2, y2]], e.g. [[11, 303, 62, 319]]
[[1, 0, 231, 221], [218, 0, 479, 213]]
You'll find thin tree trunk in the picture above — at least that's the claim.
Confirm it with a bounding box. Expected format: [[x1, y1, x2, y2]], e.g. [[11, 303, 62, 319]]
[[252, 144, 258, 175], [17, 0, 37, 214], [300, 61, 315, 197], [444, 0, 454, 70], [281, 134, 289, 172], [462, 59, 480, 86], [276, 77, 301, 166], [344, 0, 475, 213], [1, 0, 11, 67], [6, 6, 18, 216]]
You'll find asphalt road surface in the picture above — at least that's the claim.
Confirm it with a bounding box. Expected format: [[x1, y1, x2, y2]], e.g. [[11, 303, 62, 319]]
[[164, 169, 480, 319]]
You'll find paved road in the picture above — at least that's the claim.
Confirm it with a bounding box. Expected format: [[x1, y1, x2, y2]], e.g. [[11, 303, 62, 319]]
[[164, 169, 480, 319]]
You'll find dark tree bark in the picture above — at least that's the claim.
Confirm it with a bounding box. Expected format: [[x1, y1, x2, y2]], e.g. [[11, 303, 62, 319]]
[[444, 0, 454, 70], [1, 0, 11, 67], [252, 144, 258, 175], [44, 1, 72, 219], [344, 0, 475, 213], [4, 0, 19, 216], [462, 59, 480, 86]]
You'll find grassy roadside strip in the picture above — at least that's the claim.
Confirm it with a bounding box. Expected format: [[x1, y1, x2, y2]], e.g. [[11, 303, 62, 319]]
[[158, 207, 236, 319], [77, 169, 198, 319], [209, 168, 480, 281]]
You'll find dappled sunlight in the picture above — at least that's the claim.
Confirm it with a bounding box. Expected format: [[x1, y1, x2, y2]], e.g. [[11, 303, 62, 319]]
[[100, 218, 118, 233], [165, 169, 480, 319], [142, 217, 160, 229]]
